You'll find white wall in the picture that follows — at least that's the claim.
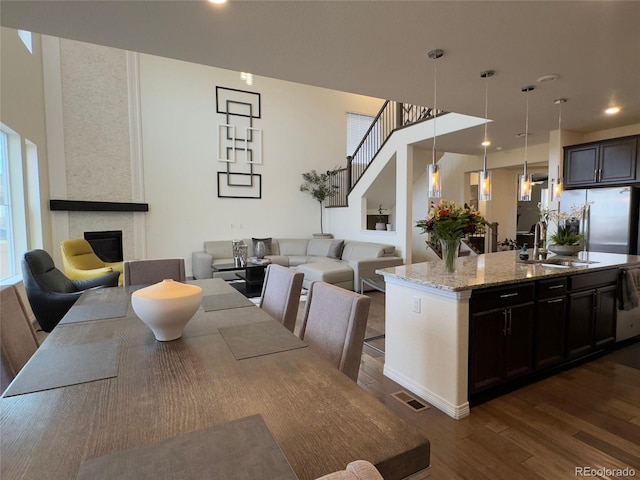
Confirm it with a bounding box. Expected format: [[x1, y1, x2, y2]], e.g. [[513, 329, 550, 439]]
[[137, 55, 384, 274]]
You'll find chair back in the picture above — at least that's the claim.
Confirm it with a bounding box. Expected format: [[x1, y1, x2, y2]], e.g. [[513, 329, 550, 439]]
[[315, 460, 384, 480], [123, 258, 186, 287], [61, 238, 106, 271], [259, 264, 304, 333], [1, 285, 39, 393], [23, 249, 78, 294], [299, 281, 371, 382]]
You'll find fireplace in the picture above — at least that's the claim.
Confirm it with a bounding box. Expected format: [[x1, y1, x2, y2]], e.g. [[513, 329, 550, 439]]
[[84, 230, 123, 263]]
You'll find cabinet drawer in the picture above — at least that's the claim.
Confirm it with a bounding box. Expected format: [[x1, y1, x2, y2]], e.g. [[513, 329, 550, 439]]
[[471, 283, 535, 312], [536, 277, 567, 299], [569, 269, 618, 291]]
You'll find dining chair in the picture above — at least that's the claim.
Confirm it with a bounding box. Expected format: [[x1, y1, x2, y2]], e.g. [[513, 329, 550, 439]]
[[314, 460, 383, 480], [123, 258, 186, 287], [1, 285, 40, 393], [21, 249, 120, 333], [299, 281, 371, 382], [61, 238, 124, 286], [259, 264, 304, 333]]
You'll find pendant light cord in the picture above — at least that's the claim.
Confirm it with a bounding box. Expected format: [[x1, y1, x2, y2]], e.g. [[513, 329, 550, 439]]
[[432, 58, 437, 163], [483, 75, 489, 170]]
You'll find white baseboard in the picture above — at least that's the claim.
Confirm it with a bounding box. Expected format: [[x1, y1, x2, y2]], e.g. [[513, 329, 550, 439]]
[[383, 365, 470, 420]]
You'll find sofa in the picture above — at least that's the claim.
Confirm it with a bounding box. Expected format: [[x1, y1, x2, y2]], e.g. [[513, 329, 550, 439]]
[[192, 238, 403, 291]]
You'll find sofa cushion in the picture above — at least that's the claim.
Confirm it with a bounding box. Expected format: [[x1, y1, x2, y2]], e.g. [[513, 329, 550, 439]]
[[277, 239, 310, 256], [306, 238, 335, 257], [296, 261, 353, 285], [327, 240, 345, 259], [341, 242, 395, 261]]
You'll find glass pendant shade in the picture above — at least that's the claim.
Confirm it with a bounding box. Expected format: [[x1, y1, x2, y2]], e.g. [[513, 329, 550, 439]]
[[552, 177, 563, 201], [518, 172, 532, 201], [479, 168, 492, 201], [428, 163, 441, 198]]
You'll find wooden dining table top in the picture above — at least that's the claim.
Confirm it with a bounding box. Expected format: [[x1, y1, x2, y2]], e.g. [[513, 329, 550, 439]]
[[1, 278, 430, 480]]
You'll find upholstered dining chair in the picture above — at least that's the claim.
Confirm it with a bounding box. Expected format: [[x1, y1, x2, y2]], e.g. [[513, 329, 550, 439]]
[[1, 285, 40, 393], [123, 258, 186, 287], [315, 460, 384, 480], [22, 249, 120, 333], [61, 238, 124, 286], [259, 264, 304, 333], [299, 281, 371, 382]]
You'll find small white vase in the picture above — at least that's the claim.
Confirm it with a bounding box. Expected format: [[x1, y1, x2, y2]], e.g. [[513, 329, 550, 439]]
[[131, 279, 203, 341]]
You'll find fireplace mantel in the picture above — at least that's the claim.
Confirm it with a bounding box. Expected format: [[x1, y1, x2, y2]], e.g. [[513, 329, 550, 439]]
[[50, 200, 149, 212]]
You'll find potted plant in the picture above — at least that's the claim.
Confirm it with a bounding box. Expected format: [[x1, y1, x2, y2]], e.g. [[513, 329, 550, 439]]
[[539, 202, 588, 256], [300, 169, 339, 235], [548, 225, 584, 256], [375, 204, 387, 230]]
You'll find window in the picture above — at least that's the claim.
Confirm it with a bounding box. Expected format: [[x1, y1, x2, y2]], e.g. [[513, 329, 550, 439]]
[[18, 30, 33, 54], [0, 131, 15, 279], [346, 112, 375, 157]]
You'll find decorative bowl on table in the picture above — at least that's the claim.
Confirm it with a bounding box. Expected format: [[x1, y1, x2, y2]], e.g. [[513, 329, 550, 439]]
[[547, 244, 583, 256], [131, 279, 203, 341]]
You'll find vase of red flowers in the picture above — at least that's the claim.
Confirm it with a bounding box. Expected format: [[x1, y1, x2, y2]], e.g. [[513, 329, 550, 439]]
[[416, 200, 486, 273]]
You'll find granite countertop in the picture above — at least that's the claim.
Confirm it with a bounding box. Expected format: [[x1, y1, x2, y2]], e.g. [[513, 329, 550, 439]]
[[377, 250, 640, 292]]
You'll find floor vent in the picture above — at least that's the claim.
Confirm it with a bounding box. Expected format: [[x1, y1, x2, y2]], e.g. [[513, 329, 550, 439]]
[[391, 391, 430, 412]]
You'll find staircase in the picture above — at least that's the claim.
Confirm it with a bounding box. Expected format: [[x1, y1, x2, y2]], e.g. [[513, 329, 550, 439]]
[[325, 100, 445, 208]]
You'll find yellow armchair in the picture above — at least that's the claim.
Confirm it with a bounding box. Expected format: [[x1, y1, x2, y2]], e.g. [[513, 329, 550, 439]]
[[61, 238, 124, 286]]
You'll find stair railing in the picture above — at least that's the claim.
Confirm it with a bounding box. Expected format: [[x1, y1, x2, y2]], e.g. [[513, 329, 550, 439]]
[[325, 101, 442, 208]]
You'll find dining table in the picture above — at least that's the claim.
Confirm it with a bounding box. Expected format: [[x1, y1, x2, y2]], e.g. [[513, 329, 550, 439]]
[[1, 278, 430, 480]]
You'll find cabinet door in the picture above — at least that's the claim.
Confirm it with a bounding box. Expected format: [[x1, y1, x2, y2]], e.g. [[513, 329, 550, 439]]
[[594, 285, 617, 347], [469, 309, 505, 394], [535, 296, 566, 369], [504, 303, 535, 380], [567, 290, 595, 359], [564, 145, 598, 188], [598, 138, 637, 184]]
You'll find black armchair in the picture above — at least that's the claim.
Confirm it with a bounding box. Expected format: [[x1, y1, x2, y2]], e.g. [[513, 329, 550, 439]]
[[21, 249, 120, 332]]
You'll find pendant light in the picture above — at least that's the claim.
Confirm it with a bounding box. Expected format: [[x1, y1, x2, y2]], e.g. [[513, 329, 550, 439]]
[[551, 98, 567, 201], [427, 49, 444, 198], [518, 85, 535, 201], [479, 70, 495, 201]]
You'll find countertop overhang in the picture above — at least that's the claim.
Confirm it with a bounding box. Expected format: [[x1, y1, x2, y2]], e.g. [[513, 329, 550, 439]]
[[377, 250, 640, 292]]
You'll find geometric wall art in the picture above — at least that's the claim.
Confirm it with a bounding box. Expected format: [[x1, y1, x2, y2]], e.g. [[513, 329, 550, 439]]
[[215, 86, 263, 198]]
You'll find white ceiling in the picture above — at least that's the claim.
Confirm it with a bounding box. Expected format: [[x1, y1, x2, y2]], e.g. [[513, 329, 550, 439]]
[[2, 0, 639, 156]]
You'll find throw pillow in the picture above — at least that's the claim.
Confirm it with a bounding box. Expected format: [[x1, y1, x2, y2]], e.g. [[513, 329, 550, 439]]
[[252, 237, 272, 256], [327, 239, 345, 259]]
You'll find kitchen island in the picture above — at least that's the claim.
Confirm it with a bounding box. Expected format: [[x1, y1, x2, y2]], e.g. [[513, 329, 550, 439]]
[[377, 250, 640, 419]]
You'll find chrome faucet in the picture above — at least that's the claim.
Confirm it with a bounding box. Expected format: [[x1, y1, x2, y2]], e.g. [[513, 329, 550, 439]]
[[533, 222, 546, 260]]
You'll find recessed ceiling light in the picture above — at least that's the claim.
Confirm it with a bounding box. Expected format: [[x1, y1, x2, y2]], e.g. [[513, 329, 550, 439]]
[[537, 74, 560, 84], [481, 140, 491, 147], [605, 106, 621, 115], [208, 0, 228, 4], [516, 132, 530, 138]]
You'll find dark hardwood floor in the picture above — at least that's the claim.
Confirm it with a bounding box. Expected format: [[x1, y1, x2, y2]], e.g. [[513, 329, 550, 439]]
[[296, 291, 640, 479]]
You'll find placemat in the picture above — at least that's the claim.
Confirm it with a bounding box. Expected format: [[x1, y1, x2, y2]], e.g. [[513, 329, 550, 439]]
[[3, 341, 120, 397], [219, 320, 307, 360], [76, 414, 298, 480], [202, 293, 254, 312], [59, 301, 129, 325]]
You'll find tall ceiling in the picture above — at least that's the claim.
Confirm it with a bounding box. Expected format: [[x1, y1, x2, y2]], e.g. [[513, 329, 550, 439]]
[[2, 0, 639, 156]]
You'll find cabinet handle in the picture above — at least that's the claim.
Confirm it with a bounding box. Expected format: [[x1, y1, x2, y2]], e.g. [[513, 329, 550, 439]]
[[502, 309, 509, 336], [500, 293, 519, 298], [594, 169, 598, 182], [549, 284, 564, 289], [593, 291, 599, 310], [547, 298, 564, 304], [507, 308, 513, 336]]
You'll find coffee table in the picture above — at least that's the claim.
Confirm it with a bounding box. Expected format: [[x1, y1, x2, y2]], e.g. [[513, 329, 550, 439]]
[[213, 261, 270, 298]]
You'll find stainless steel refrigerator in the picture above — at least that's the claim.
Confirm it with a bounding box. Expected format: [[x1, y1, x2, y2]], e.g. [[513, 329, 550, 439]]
[[559, 186, 640, 255]]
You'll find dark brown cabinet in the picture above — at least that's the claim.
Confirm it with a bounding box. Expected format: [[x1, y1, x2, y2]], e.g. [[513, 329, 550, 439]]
[[564, 136, 638, 188], [470, 269, 619, 402], [469, 283, 535, 395], [566, 269, 618, 359], [535, 277, 567, 369]]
